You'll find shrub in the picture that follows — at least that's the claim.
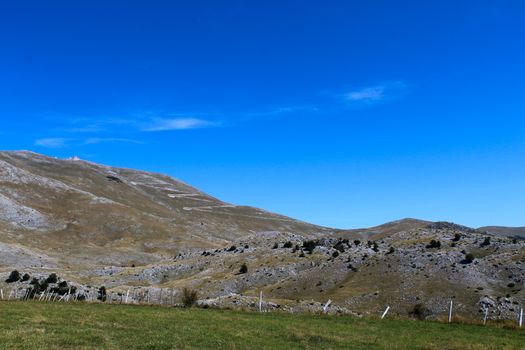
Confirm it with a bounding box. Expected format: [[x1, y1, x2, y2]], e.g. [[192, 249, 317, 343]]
[[409, 303, 432, 320], [354, 240, 361, 246], [272, 243, 279, 249], [332, 251, 339, 258], [462, 253, 475, 264], [283, 241, 293, 249], [6, 270, 21, 283], [97, 286, 107, 302], [299, 250, 306, 257], [386, 247, 395, 255], [481, 237, 491, 247], [333, 242, 345, 253], [372, 242, 379, 252], [21, 273, 30, 282], [426, 240, 441, 249], [227, 245, 237, 252], [452, 233, 461, 242], [302, 240, 319, 254], [46, 273, 58, 284], [239, 263, 248, 274], [182, 288, 198, 307]]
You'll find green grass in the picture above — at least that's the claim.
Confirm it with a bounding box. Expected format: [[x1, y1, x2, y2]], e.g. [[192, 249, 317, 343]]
[[0, 301, 523, 349]]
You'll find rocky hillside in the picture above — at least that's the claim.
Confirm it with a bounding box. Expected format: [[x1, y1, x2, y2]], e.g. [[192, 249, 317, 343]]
[[1, 151, 524, 321], [0, 151, 334, 269]]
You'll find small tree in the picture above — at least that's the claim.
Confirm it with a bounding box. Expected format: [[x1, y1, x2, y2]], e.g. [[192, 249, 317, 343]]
[[6, 270, 21, 283], [182, 288, 198, 307], [426, 240, 441, 249], [302, 240, 319, 254], [452, 233, 461, 242], [46, 273, 58, 284], [97, 286, 107, 302], [21, 273, 30, 282], [462, 253, 475, 264], [481, 237, 491, 247], [239, 263, 248, 274], [353, 240, 361, 246], [283, 241, 293, 249]]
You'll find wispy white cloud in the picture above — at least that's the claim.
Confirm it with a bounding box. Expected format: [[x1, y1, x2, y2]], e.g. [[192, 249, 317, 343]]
[[343, 81, 407, 104], [34, 138, 70, 148], [82, 137, 144, 145], [245, 105, 319, 118], [142, 118, 219, 132]]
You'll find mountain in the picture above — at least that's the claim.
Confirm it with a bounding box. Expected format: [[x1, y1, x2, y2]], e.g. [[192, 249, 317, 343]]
[[479, 226, 525, 239], [1, 151, 524, 321], [0, 151, 334, 269]]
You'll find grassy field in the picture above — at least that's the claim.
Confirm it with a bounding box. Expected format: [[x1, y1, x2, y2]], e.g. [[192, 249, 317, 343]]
[[0, 301, 523, 349]]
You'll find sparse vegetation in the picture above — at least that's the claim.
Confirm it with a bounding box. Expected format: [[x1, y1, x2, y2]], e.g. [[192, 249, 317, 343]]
[[283, 241, 293, 248], [481, 236, 491, 247], [353, 240, 361, 246]]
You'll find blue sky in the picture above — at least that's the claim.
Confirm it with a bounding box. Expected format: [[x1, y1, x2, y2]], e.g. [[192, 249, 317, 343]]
[[1, 1, 524, 228]]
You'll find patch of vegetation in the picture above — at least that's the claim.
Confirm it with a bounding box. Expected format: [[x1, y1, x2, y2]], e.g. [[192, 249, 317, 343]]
[[97, 286, 107, 302], [106, 175, 122, 183], [353, 240, 361, 246], [452, 233, 461, 242], [426, 240, 441, 249], [409, 303, 432, 320], [272, 242, 279, 249], [480, 237, 491, 247], [283, 241, 293, 249], [332, 251, 339, 258], [302, 240, 319, 254], [239, 263, 248, 274], [386, 246, 395, 255], [5, 270, 21, 283], [461, 253, 475, 264], [182, 288, 199, 307], [46, 273, 58, 284], [227, 245, 237, 252]]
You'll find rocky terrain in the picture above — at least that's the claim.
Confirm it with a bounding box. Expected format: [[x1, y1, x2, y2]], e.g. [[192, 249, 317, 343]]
[[0, 151, 524, 321]]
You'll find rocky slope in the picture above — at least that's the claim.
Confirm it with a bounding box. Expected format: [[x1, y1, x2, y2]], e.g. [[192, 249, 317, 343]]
[[0, 151, 523, 321]]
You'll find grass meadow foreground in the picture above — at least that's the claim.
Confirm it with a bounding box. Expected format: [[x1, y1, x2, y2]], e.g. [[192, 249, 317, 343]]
[[0, 301, 523, 349]]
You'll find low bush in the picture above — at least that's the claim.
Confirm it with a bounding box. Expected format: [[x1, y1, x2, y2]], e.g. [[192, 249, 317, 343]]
[[182, 288, 199, 307], [481, 237, 491, 247], [5, 270, 21, 283], [46, 273, 58, 284], [97, 286, 107, 302], [283, 241, 293, 249], [239, 263, 248, 274], [461, 253, 475, 264], [409, 303, 432, 320], [426, 240, 441, 249]]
